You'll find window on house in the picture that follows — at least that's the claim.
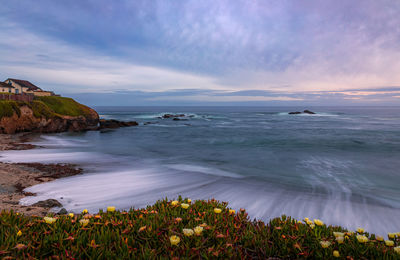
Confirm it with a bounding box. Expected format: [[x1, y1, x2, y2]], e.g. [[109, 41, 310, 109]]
[[15, 89, 19, 94]]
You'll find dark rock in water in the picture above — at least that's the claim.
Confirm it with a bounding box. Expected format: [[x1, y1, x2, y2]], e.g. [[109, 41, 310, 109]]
[[99, 119, 138, 129], [172, 118, 188, 121], [144, 121, 158, 125], [303, 110, 316, 114], [32, 199, 62, 208], [288, 111, 302, 115], [162, 114, 185, 119], [57, 208, 68, 215]]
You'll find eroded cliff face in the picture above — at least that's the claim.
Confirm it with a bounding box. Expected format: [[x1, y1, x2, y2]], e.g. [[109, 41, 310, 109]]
[[0, 105, 99, 134]]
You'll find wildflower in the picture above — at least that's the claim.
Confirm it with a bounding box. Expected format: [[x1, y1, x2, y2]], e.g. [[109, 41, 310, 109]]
[[171, 200, 179, 206], [385, 240, 394, 247], [82, 209, 88, 214], [139, 226, 146, 232], [83, 214, 93, 219], [214, 208, 222, 214], [356, 235, 368, 243], [183, 228, 194, 237], [314, 219, 324, 226], [357, 228, 364, 233], [333, 250, 340, 258], [310, 223, 315, 229], [14, 244, 27, 250], [175, 217, 182, 223], [181, 203, 189, 209], [187, 199, 192, 203], [388, 233, 396, 239], [216, 233, 225, 238], [194, 226, 204, 235], [394, 246, 400, 254], [68, 213, 74, 218], [336, 236, 344, 244], [229, 209, 235, 215], [94, 215, 101, 219], [17, 230, 22, 237], [297, 220, 302, 224], [199, 223, 207, 227], [44, 217, 56, 224], [333, 232, 344, 238], [304, 217, 309, 222], [376, 236, 384, 241], [79, 219, 89, 227], [306, 220, 313, 225], [320, 241, 331, 248], [107, 206, 116, 212], [345, 231, 354, 236], [170, 235, 180, 246]]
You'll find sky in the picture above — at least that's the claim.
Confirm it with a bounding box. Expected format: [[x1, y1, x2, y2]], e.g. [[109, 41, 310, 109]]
[[1, 0, 400, 106]]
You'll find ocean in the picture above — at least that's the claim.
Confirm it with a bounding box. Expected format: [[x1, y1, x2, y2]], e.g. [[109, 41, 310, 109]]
[[2, 106, 400, 235]]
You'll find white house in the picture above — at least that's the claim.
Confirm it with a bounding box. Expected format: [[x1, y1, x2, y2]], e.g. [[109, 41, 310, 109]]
[[3, 78, 54, 96]]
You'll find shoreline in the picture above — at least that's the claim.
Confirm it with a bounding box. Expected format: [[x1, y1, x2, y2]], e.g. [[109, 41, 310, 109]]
[[0, 134, 83, 216]]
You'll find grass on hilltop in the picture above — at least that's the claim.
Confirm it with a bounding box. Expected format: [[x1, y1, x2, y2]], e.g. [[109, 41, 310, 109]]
[[0, 100, 22, 119], [1, 198, 399, 259], [35, 96, 93, 118]]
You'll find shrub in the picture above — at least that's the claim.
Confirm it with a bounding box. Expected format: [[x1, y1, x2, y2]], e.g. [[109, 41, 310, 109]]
[[0, 100, 21, 119]]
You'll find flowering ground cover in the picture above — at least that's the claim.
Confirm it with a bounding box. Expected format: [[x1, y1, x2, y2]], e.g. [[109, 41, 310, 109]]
[[1, 198, 399, 259]]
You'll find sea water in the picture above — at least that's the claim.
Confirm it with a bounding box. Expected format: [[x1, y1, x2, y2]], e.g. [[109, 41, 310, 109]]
[[1, 106, 400, 235]]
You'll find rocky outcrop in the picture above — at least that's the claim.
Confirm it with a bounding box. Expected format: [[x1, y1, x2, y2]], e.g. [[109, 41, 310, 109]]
[[0, 105, 99, 134], [288, 110, 316, 115], [99, 119, 138, 129], [162, 114, 185, 119]]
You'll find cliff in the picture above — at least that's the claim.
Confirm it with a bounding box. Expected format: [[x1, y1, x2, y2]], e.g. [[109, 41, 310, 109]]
[[0, 96, 99, 134]]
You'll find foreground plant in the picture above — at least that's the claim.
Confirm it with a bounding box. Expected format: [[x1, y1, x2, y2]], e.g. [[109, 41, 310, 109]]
[[0, 198, 399, 259]]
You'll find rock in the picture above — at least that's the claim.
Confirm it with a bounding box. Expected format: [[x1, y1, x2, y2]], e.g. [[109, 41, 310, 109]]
[[144, 121, 158, 125], [172, 118, 188, 121], [288, 111, 302, 115], [99, 119, 138, 129], [57, 208, 68, 215], [162, 114, 185, 119], [303, 110, 316, 114], [32, 199, 62, 208]]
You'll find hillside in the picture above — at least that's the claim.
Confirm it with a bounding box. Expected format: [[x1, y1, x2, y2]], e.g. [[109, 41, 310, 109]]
[[0, 96, 99, 134]]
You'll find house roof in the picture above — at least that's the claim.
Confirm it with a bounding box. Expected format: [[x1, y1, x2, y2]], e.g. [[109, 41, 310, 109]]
[[0, 82, 14, 89], [6, 78, 41, 91]]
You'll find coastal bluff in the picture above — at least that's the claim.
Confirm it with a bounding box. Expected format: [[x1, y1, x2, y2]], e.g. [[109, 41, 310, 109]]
[[0, 96, 99, 134]]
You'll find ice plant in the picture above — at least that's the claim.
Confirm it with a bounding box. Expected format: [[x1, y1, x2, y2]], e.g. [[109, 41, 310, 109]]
[[314, 219, 324, 226], [336, 236, 344, 244], [214, 208, 222, 214], [385, 240, 394, 247], [82, 209, 88, 214], [68, 213, 74, 218], [394, 246, 400, 254], [171, 200, 179, 206], [229, 209, 235, 214], [181, 203, 189, 209], [170, 235, 180, 246], [139, 226, 146, 232], [175, 217, 182, 222], [319, 241, 331, 248], [79, 219, 89, 227], [333, 232, 344, 237], [333, 250, 340, 258], [187, 199, 192, 203], [17, 230, 22, 237], [183, 228, 194, 237], [44, 217, 56, 224], [310, 223, 315, 229], [376, 236, 384, 241], [107, 206, 116, 212], [194, 226, 204, 235], [388, 233, 396, 239], [357, 228, 364, 233], [356, 235, 368, 243]]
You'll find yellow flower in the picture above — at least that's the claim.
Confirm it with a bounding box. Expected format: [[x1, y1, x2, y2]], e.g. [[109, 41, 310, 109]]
[[376, 235, 384, 241], [304, 217, 309, 222], [170, 235, 180, 246], [229, 209, 236, 215], [297, 220, 302, 224], [356, 235, 368, 243], [68, 213, 74, 218], [345, 231, 354, 236], [333, 232, 344, 238], [306, 220, 313, 225], [320, 241, 331, 248], [309, 223, 315, 229], [79, 219, 89, 227], [181, 203, 190, 209], [388, 233, 396, 239], [333, 250, 340, 258], [183, 228, 194, 237], [357, 228, 364, 233], [394, 246, 400, 254], [385, 240, 394, 247], [44, 217, 56, 224], [17, 230, 22, 237], [336, 236, 344, 244], [214, 208, 222, 214], [82, 209, 88, 214], [107, 206, 115, 212], [171, 200, 179, 206], [187, 199, 192, 203], [314, 219, 324, 226], [139, 226, 146, 232], [194, 226, 204, 235]]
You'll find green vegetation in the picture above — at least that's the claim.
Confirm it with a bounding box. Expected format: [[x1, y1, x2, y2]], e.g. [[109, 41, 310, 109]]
[[1, 198, 399, 259], [0, 100, 22, 119], [30, 100, 55, 119], [35, 96, 93, 117]]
